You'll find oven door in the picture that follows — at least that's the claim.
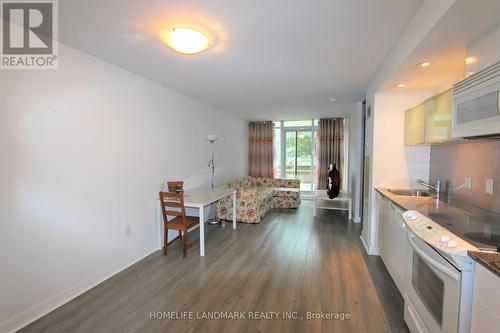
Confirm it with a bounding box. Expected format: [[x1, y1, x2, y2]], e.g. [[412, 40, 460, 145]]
[[404, 230, 461, 333]]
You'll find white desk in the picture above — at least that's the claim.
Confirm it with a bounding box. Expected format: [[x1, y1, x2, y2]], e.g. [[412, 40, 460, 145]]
[[313, 190, 351, 219], [183, 187, 237, 256]]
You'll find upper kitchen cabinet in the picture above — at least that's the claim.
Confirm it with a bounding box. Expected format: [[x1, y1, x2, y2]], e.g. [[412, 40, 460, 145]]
[[425, 89, 452, 143], [404, 89, 453, 146], [405, 103, 426, 146]]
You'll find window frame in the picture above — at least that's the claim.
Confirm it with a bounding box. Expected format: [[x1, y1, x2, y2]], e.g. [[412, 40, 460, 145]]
[[273, 119, 349, 193]]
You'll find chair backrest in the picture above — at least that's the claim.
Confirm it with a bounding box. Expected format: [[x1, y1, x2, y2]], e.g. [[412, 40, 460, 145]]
[[167, 181, 184, 193], [159, 191, 187, 226]]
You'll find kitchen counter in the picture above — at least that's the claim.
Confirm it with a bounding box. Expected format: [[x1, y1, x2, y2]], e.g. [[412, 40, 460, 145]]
[[376, 188, 500, 277], [468, 251, 500, 278], [376, 188, 500, 218]]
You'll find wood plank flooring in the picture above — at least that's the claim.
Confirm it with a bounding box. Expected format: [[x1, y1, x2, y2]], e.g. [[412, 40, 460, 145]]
[[20, 201, 408, 333]]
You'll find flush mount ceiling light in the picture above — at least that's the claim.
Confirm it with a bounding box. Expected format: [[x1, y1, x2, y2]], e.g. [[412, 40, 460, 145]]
[[465, 56, 477, 65], [329, 98, 336, 102], [396, 83, 406, 88], [416, 61, 432, 68], [162, 27, 210, 55]]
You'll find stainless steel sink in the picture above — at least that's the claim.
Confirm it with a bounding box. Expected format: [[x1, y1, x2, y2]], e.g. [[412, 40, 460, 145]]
[[387, 189, 434, 197]]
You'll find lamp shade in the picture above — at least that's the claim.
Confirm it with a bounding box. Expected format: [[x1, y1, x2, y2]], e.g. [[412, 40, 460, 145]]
[[163, 27, 210, 55], [206, 134, 218, 143]]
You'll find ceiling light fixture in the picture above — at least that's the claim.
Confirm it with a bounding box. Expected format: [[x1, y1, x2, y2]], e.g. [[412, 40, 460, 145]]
[[329, 98, 336, 102], [417, 61, 432, 68], [162, 27, 210, 55], [396, 83, 406, 88], [465, 56, 477, 65]]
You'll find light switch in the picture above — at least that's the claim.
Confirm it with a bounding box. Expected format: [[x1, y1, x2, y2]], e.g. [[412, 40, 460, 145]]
[[485, 179, 494, 195]]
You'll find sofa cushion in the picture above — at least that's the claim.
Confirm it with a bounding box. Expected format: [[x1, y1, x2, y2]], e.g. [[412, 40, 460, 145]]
[[271, 187, 300, 199], [238, 188, 258, 200], [250, 177, 300, 189], [256, 188, 273, 201], [273, 196, 301, 209], [225, 179, 240, 190]]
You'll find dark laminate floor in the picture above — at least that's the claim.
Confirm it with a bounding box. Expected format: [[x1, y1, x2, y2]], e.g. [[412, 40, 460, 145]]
[[20, 201, 408, 333]]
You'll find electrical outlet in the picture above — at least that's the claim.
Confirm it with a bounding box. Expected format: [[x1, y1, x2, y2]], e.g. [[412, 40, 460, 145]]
[[465, 176, 472, 189], [126, 224, 131, 235], [485, 179, 494, 195]]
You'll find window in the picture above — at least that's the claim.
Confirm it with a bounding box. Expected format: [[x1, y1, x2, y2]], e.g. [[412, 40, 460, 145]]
[[274, 120, 318, 192], [273, 119, 348, 193], [283, 120, 313, 127]]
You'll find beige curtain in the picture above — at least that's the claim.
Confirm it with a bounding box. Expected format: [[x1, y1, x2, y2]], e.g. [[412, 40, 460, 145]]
[[317, 118, 344, 189], [249, 121, 274, 178]]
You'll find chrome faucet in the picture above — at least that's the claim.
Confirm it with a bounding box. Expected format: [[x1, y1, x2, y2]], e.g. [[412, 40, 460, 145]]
[[417, 179, 441, 199]]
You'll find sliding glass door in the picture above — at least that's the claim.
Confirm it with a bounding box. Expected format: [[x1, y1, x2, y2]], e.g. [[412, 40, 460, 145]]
[[274, 120, 318, 193], [283, 129, 316, 192], [284, 131, 296, 179], [274, 119, 347, 194]]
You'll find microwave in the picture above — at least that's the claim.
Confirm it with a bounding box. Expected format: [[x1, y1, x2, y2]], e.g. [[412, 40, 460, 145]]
[[452, 61, 500, 138]]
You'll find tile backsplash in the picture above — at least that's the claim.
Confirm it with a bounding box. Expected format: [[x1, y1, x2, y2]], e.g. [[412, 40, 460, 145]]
[[429, 140, 500, 214]]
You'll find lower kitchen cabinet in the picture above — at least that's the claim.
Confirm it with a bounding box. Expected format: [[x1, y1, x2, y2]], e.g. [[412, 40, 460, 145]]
[[377, 194, 407, 293], [470, 264, 500, 332]]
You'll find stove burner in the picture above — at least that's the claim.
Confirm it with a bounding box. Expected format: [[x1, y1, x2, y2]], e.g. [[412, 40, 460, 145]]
[[463, 232, 500, 247]]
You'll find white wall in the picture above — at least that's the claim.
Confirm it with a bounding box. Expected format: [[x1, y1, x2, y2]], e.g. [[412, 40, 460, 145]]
[[0, 43, 247, 332], [361, 90, 435, 255], [361, 0, 457, 255], [361, 100, 374, 253], [348, 102, 363, 223], [372, 91, 434, 189]]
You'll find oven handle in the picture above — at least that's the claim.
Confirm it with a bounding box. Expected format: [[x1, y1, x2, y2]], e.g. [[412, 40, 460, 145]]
[[407, 233, 460, 282]]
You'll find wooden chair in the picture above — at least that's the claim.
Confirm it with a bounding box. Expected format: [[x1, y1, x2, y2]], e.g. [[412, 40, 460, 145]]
[[159, 190, 199, 258], [167, 181, 184, 193]]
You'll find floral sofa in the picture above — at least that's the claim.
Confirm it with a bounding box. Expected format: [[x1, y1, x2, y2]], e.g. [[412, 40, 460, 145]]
[[216, 176, 301, 224]]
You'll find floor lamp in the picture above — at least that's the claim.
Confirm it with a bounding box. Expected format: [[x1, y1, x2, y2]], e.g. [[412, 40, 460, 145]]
[[206, 134, 221, 225]]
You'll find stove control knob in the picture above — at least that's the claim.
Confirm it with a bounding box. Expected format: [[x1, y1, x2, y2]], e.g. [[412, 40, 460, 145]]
[[447, 240, 458, 248], [440, 235, 450, 243]]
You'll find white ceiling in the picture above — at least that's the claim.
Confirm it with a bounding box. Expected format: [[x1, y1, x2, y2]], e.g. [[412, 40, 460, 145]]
[[59, 0, 423, 120], [380, 0, 500, 94]]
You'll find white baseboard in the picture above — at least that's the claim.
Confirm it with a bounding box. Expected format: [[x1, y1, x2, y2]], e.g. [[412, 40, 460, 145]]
[[352, 216, 361, 223], [360, 232, 379, 256], [0, 243, 159, 333]]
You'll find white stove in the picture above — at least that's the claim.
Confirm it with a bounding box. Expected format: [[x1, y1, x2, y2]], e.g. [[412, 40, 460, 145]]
[[402, 210, 477, 271], [401, 210, 476, 333]]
